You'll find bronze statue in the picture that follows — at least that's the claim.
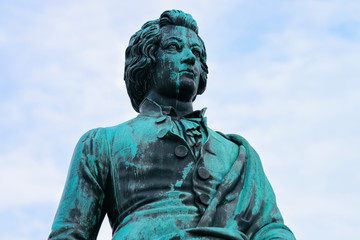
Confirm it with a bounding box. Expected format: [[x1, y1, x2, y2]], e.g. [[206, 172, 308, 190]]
[[49, 10, 295, 240]]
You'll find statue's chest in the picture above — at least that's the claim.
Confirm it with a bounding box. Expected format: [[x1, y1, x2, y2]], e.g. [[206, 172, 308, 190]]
[[108, 119, 239, 213], [113, 133, 197, 194]]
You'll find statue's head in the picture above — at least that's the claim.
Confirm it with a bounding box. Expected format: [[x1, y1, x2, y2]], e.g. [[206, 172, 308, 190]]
[[124, 10, 208, 112]]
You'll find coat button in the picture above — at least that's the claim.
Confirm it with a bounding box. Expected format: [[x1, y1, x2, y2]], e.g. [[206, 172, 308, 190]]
[[157, 128, 168, 139], [175, 145, 188, 158], [155, 116, 167, 124], [198, 167, 210, 180], [199, 194, 210, 205]]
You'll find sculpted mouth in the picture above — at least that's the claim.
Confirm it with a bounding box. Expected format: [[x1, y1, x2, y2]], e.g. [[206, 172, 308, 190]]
[[180, 70, 195, 78]]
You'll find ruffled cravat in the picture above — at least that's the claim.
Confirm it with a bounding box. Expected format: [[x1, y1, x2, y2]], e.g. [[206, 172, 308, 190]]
[[178, 108, 207, 159]]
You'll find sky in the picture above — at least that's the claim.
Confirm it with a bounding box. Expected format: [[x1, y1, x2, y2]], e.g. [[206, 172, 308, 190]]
[[0, 0, 359, 239]]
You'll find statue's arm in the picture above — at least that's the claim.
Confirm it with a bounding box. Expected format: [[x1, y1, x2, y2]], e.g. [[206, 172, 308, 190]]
[[49, 128, 110, 240], [250, 163, 296, 240], [226, 134, 296, 240]]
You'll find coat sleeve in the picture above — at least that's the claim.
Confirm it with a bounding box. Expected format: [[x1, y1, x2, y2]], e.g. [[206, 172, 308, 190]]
[[226, 134, 295, 240], [49, 128, 110, 240]]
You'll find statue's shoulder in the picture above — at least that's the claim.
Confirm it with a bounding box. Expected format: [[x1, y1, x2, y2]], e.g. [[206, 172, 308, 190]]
[[75, 117, 137, 143], [101, 115, 155, 140], [209, 130, 263, 169], [103, 117, 136, 132], [78, 127, 107, 144], [207, 128, 249, 146], [210, 129, 255, 152]]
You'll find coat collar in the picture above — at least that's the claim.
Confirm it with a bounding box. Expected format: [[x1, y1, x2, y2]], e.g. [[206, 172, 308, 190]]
[[139, 98, 207, 124]]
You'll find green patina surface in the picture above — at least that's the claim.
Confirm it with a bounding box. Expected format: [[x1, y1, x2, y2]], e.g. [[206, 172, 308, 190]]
[[49, 9, 295, 240]]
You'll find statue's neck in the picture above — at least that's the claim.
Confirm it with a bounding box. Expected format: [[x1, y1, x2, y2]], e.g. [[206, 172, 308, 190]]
[[145, 90, 194, 117]]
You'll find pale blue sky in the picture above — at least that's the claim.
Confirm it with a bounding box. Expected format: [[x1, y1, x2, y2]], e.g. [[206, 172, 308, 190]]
[[1, 1, 360, 239]]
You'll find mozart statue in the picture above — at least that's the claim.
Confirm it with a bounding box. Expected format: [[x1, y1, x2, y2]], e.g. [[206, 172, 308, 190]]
[[49, 10, 295, 240]]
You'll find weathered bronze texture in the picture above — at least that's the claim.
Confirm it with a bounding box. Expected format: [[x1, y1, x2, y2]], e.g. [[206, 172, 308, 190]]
[[49, 10, 295, 240]]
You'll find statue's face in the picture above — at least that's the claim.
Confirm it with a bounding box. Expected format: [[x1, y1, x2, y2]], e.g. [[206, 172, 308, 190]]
[[152, 25, 202, 102]]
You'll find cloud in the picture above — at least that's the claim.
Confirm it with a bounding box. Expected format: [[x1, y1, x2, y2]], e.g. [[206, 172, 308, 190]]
[[0, 147, 64, 209], [1, 1, 360, 239]]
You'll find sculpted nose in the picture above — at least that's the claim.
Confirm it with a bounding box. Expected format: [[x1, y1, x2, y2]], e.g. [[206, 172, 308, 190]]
[[181, 49, 196, 65]]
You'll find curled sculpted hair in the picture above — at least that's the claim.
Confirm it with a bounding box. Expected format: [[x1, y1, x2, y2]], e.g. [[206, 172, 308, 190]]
[[124, 10, 208, 112]]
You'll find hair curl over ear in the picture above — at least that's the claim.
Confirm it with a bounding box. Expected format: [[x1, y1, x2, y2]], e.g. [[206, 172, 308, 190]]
[[124, 10, 208, 112]]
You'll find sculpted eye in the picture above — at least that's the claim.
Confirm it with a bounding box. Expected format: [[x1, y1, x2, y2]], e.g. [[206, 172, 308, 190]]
[[165, 42, 181, 51], [192, 48, 201, 58]]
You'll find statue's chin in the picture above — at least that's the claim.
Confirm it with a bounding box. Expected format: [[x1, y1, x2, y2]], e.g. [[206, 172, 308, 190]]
[[176, 87, 198, 102], [176, 78, 198, 101]]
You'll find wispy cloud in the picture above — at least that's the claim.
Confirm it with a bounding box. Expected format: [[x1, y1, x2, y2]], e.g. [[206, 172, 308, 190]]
[[1, 1, 359, 239]]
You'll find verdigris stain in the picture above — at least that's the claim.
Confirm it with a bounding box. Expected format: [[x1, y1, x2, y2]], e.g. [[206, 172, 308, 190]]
[[49, 10, 295, 240]]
